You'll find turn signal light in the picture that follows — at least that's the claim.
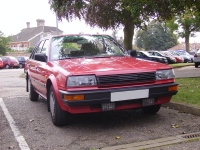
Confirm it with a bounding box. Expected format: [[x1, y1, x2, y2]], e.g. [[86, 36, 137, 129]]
[[64, 94, 84, 101], [168, 85, 178, 92]]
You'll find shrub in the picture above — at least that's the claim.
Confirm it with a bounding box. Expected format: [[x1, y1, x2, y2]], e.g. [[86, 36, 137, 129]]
[[28, 47, 34, 53]]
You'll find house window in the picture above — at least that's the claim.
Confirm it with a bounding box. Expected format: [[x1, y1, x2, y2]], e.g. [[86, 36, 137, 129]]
[[24, 44, 27, 47]]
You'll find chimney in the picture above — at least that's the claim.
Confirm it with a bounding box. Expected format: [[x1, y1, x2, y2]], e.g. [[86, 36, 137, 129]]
[[26, 22, 30, 28], [36, 19, 45, 27]]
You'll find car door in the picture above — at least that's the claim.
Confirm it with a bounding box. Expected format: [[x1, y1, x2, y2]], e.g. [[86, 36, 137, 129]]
[[27, 40, 45, 90], [35, 39, 50, 97]]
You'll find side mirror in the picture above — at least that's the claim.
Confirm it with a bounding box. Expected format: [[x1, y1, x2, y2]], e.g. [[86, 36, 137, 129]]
[[35, 53, 47, 62], [129, 50, 137, 57]]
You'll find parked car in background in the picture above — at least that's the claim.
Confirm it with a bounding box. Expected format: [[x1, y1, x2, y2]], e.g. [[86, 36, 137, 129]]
[[171, 50, 193, 63], [133, 51, 168, 64], [15, 56, 29, 68], [1, 56, 19, 69], [148, 51, 176, 64], [162, 51, 184, 63], [0, 58, 3, 69], [194, 49, 200, 68], [24, 34, 178, 126]]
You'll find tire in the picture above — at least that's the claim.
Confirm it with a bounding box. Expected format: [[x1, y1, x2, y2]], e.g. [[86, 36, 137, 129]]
[[28, 78, 39, 101], [49, 85, 68, 126], [19, 64, 23, 68], [142, 104, 161, 114], [5, 64, 10, 69], [195, 63, 198, 68]]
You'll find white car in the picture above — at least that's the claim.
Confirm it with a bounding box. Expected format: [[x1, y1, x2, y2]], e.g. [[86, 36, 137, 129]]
[[194, 50, 200, 68]]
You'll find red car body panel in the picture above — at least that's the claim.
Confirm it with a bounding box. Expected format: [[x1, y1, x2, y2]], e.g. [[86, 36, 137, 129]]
[[0, 59, 3, 68], [2, 56, 19, 68]]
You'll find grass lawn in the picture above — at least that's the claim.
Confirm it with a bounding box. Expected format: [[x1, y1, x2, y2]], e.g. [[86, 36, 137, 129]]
[[172, 78, 200, 107], [169, 63, 193, 68]]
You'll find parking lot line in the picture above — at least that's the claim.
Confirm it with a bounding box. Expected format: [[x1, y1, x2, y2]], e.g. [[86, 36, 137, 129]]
[[0, 98, 30, 150]]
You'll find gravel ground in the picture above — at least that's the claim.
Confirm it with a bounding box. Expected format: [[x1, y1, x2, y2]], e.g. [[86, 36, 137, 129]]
[[0, 67, 200, 150]]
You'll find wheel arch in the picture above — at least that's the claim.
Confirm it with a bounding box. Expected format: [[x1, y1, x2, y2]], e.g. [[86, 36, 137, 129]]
[[46, 75, 61, 111], [46, 78, 52, 111], [26, 72, 29, 92]]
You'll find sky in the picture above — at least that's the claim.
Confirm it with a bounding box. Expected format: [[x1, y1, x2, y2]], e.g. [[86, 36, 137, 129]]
[[0, 0, 123, 37], [0, 0, 199, 43]]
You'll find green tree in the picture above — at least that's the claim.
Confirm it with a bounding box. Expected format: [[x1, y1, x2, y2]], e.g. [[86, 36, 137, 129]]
[[167, 8, 200, 52], [135, 20, 178, 50], [49, 0, 200, 50], [0, 31, 11, 55], [28, 46, 34, 53]]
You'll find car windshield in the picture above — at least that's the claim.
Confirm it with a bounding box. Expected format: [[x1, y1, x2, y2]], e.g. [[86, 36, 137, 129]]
[[177, 51, 186, 55], [162, 51, 173, 57], [50, 35, 126, 60], [10, 56, 18, 61], [142, 51, 151, 56]]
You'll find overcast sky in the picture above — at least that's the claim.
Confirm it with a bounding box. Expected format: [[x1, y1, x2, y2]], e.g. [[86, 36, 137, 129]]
[[0, 0, 199, 43], [0, 0, 124, 37]]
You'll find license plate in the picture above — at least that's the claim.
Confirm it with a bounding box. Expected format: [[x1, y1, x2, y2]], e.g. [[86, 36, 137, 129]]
[[14, 63, 18, 66], [142, 98, 154, 106], [102, 103, 115, 111], [111, 89, 149, 102]]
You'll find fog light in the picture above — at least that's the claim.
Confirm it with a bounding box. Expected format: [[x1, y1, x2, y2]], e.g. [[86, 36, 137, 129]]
[[64, 94, 84, 101], [168, 85, 178, 92]]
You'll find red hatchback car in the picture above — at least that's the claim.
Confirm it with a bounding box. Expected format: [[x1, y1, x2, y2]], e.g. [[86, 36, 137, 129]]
[[0, 58, 3, 69], [2, 56, 19, 69], [24, 34, 178, 126]]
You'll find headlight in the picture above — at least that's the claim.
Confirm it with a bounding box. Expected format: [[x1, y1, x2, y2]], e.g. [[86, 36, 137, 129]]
[[156, 69, 175, 80], [67, 75, 97, 87]]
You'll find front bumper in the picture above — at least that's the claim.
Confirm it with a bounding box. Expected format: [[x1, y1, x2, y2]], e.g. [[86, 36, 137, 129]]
[[59, 83, 178, 113]]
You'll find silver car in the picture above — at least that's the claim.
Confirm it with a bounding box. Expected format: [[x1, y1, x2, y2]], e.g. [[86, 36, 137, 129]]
[[194, 50, 200, 68]]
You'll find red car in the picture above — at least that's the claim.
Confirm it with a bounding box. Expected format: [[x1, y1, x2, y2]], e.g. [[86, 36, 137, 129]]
[[163, 51, 184, 63], [1, 56, 19, 69], [24, 34, 178, 126], [0, 58, 3, 69]]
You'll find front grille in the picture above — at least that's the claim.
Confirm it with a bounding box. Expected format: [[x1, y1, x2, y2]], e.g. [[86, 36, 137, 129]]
[[97, 72, 156, 86]]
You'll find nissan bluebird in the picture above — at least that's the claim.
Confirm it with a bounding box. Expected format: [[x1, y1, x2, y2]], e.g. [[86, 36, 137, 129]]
[[24, 34, 178, 126]]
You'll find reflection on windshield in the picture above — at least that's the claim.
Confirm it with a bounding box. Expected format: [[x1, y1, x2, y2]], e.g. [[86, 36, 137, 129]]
[[50, 35, 126, 60]]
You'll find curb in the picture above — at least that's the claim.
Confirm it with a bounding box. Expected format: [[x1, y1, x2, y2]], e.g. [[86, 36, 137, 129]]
[[100, 132, 200, 150], [163, 101, 200, 116], [99, 103, 200, 150]]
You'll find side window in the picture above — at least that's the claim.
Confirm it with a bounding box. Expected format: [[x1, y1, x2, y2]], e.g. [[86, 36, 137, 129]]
[[40, 40, 49, 54], [35, 41, 45, 54], [30, 41, 45, 59]]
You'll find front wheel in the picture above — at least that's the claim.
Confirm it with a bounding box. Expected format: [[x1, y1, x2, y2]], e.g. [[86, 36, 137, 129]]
[[5, 64, 10, 69], [49, 85, 68, 126], [19, 64, 23, 68], [142, 104, 161, 114], [195, 63, 199, 68], [28, 78, 39, 101]]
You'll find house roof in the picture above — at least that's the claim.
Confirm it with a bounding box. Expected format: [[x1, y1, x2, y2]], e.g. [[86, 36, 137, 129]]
[[12, 26, 63, 42], [168, 42, 200, 51]]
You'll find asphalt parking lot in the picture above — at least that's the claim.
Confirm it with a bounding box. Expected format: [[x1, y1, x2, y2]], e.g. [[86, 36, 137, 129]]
[[0, 66, 200, 150]]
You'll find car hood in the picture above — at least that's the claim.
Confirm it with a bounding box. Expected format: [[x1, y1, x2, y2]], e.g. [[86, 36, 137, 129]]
[[51, 56, 171, 75]]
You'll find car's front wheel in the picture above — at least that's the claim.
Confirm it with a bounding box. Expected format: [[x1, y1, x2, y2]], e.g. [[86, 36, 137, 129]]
[[5, 64, 10, 69], [195, 63, 199, 68], [19, 64, 23, 68], [142, 104, 161, 114], [49, 85, 68, 126], [28, 78, 39, 101]]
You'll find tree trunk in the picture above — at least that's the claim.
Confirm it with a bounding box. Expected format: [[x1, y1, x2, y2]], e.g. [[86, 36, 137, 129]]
[[123, 20, 134, 50], [185, 26, 190, 52]]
